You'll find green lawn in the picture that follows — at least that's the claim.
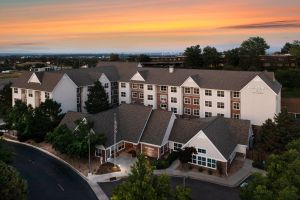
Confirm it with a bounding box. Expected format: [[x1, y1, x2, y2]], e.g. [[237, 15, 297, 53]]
[[282, 88, 300, 98]]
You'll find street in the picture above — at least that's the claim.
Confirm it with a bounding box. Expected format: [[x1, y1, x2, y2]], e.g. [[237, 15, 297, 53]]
[[4, 141, 98, 200], [99, 177, 241, 200]]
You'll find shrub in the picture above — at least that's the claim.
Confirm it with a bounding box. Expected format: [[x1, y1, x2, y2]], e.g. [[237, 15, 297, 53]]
[[208, 169, 213, 175], [198, 167, 203, 172], [252, 160, 265, 170]]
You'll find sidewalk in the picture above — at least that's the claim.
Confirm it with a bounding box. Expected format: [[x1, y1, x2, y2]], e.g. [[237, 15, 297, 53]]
[[4, 138, 109, 200], [154, 158, 255, 187]]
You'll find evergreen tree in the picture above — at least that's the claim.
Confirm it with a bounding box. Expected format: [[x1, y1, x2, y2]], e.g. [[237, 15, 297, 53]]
[[85, 81, 110, 114], [183, 45, 203, 68]]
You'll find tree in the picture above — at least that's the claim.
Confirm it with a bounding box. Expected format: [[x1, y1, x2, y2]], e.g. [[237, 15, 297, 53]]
[[47, 119, 106, 158], [85, 81, 110, 114], [240, 140, 300, 200], [174, 186, 192, 200], [224, 48, 240, 67], [239, 37, 270, 69], [183, 45, 203, 68], [112, 154, 172, 200], [202, 46, 220, 68], [289, 40, 300, 66], [0, 82, 12, 117], [255, 109, 299, 154], [178, 147, 197, 169], [281, 42, 293, 54], [137, 54, 151, 62], [110, 53, 120, 61], [0, 161, 28, 200]]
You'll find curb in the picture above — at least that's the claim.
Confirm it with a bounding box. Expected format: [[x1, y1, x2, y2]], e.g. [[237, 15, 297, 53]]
[[4, 138, 109, 200]]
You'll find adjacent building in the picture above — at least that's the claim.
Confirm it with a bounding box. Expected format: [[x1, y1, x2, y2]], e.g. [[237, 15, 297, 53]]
[[12, 62, 281, 125], [60, 104, 252, 175]]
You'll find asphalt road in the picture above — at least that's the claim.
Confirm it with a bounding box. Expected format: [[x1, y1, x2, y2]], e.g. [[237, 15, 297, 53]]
[[4, 141, 98, 200], [99, 177, 241, 200]]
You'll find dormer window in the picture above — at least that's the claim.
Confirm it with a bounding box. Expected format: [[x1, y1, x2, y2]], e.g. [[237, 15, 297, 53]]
[[28, 90, 33, 97]]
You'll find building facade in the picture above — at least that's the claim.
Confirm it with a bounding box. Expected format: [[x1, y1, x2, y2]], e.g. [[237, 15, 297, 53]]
[[12, 62, 282, 125]]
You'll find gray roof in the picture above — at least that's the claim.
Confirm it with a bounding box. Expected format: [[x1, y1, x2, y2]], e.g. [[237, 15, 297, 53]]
[[98, 62, 281, 93], [60, 104, 152, 148], [169, 116, 251, 159], [11, 71, 64, 92], [12, 62, 281, 94], [140, 109, 173, 146]]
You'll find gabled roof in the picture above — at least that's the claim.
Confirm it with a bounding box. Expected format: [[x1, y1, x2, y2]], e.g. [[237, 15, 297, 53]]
[[12, 71, 64, 92], [60, 104, 152, 148], [140, 109, 173, 146], [169, 116, 251, 160]]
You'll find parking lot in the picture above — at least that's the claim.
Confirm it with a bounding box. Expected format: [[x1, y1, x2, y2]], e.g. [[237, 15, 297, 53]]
[[98, 176, 241, 200]]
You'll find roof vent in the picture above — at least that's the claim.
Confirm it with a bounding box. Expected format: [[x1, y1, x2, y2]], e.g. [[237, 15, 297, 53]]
[[169, 65, 174, 73]]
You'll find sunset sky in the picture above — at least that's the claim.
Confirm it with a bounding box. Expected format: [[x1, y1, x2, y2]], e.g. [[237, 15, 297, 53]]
[[0, 0, 300, 54]]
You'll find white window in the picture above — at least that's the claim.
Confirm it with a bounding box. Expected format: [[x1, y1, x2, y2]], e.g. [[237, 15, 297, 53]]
[[104, 83, 109, 88], [205, 101, 212, 107], [132, 84, 138, 89], [233, 91, 240, 98], [28, 90, 33, 97], [217, 91, 224, 97], [233, 102, 240, 110], [160, 104, 167, 109], [184, 87, 191, 94], [205, 112, 212, 118], [171, 107, 177, 114], [147, 85, 153, 90], [139, 84, 144, 89], [184, 97, 191, 104], [45, 92, 50, 99], [193, 98, 199, 105], [197, 148, 206, 154], [160, 86, 167, 92], [121, 92, 126, 97], [139, 92, 144, 99], [13, 88, 18, 94], [207, 158, 216, 169], [184, 108, 191, 115], [121, 82, 126, 88], [132, 92, 138, 98], [193, 109, 200, 116], [217, 113, 224, 117], [171, 97, 177, 103], [205, 90, 212, 96], [160, 95, 167, 102], [174, 143, 183, 151], [148, 95, 153, 100], [193, 88, 199, 94], [217, 102, 224, 108], [232, 114, 240, 119], [171, 87, 177, 93]]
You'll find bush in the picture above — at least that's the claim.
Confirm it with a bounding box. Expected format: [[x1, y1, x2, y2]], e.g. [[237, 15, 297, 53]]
[[151, 151, 179, 169], [208, 169, 213, 175], [252, 160, 265, 170]]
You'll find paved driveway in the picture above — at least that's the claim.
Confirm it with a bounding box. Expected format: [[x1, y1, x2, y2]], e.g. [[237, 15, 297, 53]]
[[4, 141, 98, 200], [98, 177, 241, 200]]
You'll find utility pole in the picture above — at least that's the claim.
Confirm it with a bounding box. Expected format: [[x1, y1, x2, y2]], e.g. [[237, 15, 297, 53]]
[[113, 113, 117, 168]]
